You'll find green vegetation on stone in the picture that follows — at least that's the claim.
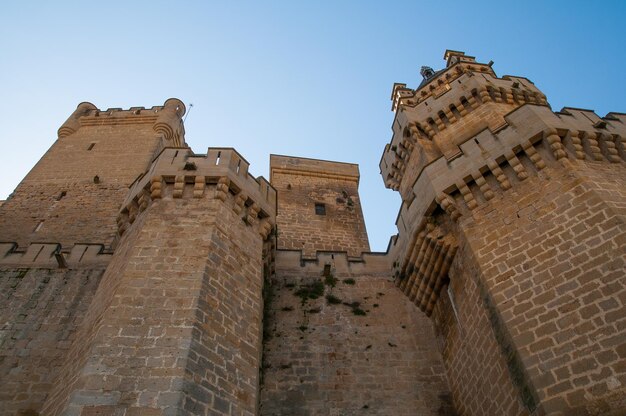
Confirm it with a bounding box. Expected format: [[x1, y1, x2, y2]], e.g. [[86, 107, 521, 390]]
[[294, 280, 325, 305], [326, 294, 342, 304]]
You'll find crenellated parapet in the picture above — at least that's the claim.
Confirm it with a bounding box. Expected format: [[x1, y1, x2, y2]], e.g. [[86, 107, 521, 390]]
[[386, 100, 626, 316], [381, 51, 548, 201], [57, 98, 186, 146], [0, 242, 112, 268], [116, 147, 277, 242], [275, 249, 391, 276]]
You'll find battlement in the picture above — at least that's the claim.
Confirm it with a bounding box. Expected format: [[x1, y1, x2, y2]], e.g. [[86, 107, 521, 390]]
[[0, 242, 112, 268], [391, 102, 626, 241], [125, 147, 275, 214], [383, 52, 549, 198], [390, 56, 497, 112], [57, 98, 186, 146], [275, 249, 391, 276], [116, 147, 277, 242], [444, 49, 477, 67]]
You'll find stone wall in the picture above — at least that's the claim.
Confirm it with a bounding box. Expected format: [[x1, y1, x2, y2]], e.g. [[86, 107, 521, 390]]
[[41, 148, 274, 415], [414, 138, 626, 416], [260, 251, 455, 416], [270, 155, 370, 258], [453, 154, 626, 415], [0, 100, 185, 248], [432, 240, 537, 416], [0, 266, 105, 416]]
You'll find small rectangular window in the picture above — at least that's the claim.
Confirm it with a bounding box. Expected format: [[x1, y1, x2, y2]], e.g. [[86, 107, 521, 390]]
[[315, 203, 326, 215]]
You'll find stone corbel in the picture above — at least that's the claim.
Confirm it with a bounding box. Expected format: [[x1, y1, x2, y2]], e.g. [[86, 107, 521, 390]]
[[150, 176, 163, 199], [258, 219, 273, 240], [543, 128, 567, 161], [233, 192, 247, 214], [436, 194, 461, 221], [245, 203, 260, 226]]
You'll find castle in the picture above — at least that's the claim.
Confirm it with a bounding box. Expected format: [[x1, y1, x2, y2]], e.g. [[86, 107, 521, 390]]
[[0, 50, 624, 416]]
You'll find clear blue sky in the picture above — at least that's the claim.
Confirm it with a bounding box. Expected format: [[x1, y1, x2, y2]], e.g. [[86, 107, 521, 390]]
[[1, 1, 624, 251]]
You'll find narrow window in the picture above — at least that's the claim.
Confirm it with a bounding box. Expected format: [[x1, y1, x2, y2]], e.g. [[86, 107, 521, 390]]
[[87, 143, 95, 150], [315, 203, 326, 216]]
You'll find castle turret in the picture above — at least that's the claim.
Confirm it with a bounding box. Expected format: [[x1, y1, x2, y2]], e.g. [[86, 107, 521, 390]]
[[382, 50, 547, 201], [0, 99, 187, 248], [383, 51, 626, 415]]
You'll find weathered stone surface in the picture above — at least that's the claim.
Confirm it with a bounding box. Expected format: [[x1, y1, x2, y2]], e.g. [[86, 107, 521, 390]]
[[270, 155, 370, 258], [260, 255, 454, 416], [387, 50, 626, 415]]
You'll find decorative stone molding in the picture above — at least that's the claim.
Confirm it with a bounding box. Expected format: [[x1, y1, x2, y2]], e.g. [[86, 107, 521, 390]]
[[57, 102, 97, 138], [56, 99, 186, 145], [153, 98, 186, 145], [397, 222, 458, 316], [116, 147, 276, 242]]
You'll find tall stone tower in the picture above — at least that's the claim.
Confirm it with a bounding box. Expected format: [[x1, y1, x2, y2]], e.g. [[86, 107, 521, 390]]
[[0, 100, 276, 415], [381, 50, 626, 415], [0, 99, 187, 415], [0, 99, 186, 247]]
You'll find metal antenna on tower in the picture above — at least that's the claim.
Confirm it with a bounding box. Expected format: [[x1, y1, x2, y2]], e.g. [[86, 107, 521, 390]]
[[183, 103, 193, 123]]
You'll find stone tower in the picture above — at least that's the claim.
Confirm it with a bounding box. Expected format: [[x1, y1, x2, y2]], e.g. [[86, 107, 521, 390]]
[[0, 101, 276, 415], [381, 50, 626, 415], [269, 155, 370, 258]]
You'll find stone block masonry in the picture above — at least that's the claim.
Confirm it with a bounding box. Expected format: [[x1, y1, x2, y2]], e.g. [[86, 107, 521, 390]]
[[0, 99, 186, 248], [455, 157, 626, 415], [41, 146, 276, 415], [386, 50, 626, 415], [0, 267, 105, 416], [260, 251, 455, 416], [270, 155, 370, 258]]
